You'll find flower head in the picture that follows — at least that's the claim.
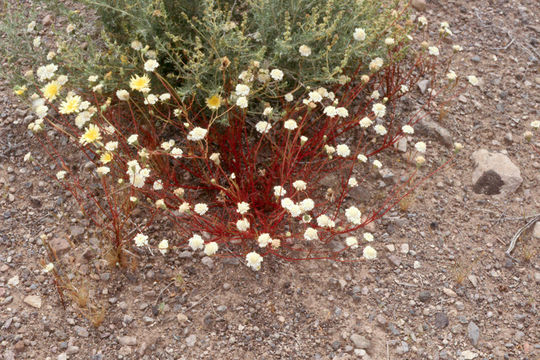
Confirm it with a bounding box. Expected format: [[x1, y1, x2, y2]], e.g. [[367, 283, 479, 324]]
[[188, 234, 204, 250], [299, 45, 311, 57], [79, 124, 102, 145], [187, 127, 208, 141], [304, 227, 318, 241], [206, 95, 222, 110], [284, 119, 298, 131], [402, 125, 414, 134], [144, 59, 159, 72], [255, 121, 272, 134], [345, 236, 358, 249], [415, 141, 427, 153], [345, 206, 362, 225], [116, 89, 130, 101], [336, 144, 351, 157], [369, 58, 384, 72], [363, 245, 377, 260], [194, 203, 209, 215], [204, 242, 219, 256], [59, 94, 82, 114], [236, 96, 248, 108], [359, 117, 373, 128], [363, 233, 374, 242], [129, 74, 151, 92], [353, 28, 366, 41], [237, 202, 250, 215], [235, 84, 250, 96], [41, 81, 61, 101], [246, 252, 263, 271], [467, 75, 479, 86], [134, 233, 149, 247], [372, 103, 386, 118], [270, 69, 284, 81], [258, 233, 272, 248], [158, 240, 169, 254], [236, 218, 250, 232]]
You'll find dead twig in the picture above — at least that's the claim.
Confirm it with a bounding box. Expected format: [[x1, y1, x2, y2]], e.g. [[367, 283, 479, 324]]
[[506, 215, 540, 257]]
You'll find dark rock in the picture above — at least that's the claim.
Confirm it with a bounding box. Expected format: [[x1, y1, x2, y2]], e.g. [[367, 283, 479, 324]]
[[434, 312, 449, 329]]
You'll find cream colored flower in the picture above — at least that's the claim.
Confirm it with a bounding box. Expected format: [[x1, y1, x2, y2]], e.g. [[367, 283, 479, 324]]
[[363, 245, 377, 259], [246, 252, 263, 270]]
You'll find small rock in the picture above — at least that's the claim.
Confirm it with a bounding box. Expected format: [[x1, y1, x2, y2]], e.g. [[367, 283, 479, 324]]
[[387, 255, 401, 267], [396, 138, 407, 152], [23, 295, 42, 309], [471, 55, 481, 63], [461, 350, 478, 359], [70, 226, 85, 240], [411, 0, 426, 11], [57, 353, 67, 360], [468, 275, 478, 287], [468, 321, 480, 346], [177, 313, 189, 324], [434, 312, 449, 329], [443, 288, 457, 297], [415, 117, 453, 148], [471, 149, 522, 196], [185, 334, 197, 347], [216, 305, 227, 313], [386, 244, 395, 252], [533, 222, 540, 239], [418, 290, 431, 303], [7, 275, 19, 286], [201, 256, 214, 268], [400, 243, 409, 254], [413, 261, 421, 269], [13, 340, 25, 353], [74, 325, 89, 338], [42, 15, 53, 26], [118, 336, 137, 346], [417, 79, 430, 94], [49, 237, 71, 256], [350, 334, 371, 349]]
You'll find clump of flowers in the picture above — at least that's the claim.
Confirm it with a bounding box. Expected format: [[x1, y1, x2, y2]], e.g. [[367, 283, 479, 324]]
[[18, 7, 469, 272]]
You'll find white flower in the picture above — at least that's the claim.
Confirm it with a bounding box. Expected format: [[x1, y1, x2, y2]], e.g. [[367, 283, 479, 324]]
[[374, 124, 387, 136], [418, 16, 428, 26], [238, 70, 253, 83], [345, 236, 358, 249], [317, 214, 335, 228], [363, 245, 377, 260], [454, 142, 464, 152], [88, 75, 98, 83], [188, 234, 204, 250], [428, 46, 440, 56], [255, 121, 272, 134], [288, 204, 302, 217], [345, 206, 362, 225], [304, 227, 318, 241], [237, 202, 250, 215], [47, 51, 56, 60], [416, 155, 426, 166], [161, 140, 175, 151], [531, 120, 540, 129], [204, 242, 219, 256], [336, 144, 351, 157], [158, 240, 169, 254], [263, 107, 273, 117], [299, 198, 315, 212], [194, 203, 209, 215], [144, 94, 158, 105], [336, 107, 349, 118], [127, 134, 139, 145], [131, 40, 143, 50], [415, 141, 427, 153], [325, 145, 335, 155], [144, 59, 159, 72], [348, 177, 358, 187], [293, 180, 307, 191], [372, 103, 386, 118], [36, 63, 58, 81], [27, 21, 36, 33], [357, 154, 368, 163], [281, 197, 295, 210], [165, 147, 180, 159], [452, 44, 463, 52], [96, 166, 110, 176], [236, 96, 248, 108], [153, 180, 163, 190], [159, 93, 171, 101], [236, 218, 250, 232], [209, 153, 220, 165], [57, 75, 68, 86], [402, 125, 414, 134], [134, 233, 149, 247], [324, 106, 337, 117], [187, 127, 208, 141], [273, 185, 286, 197], [373, 160, 382, 169], [400, 85, 409, 94], [246, 252, 263, 271], [284, 93, 294, 102], [258, 233, 272, 248], [284, 119, 298, 130], [300, 136, 308, 144], [270, 69, 284, 81], [299, 44, 312, 57], [115, 89, 129, 101], [446, 70, 457, 81], [155, 199, 166, 209], [385, 37, 395, 46], [56, 171, 67, 180], [359, 117, 373, 128], [33, 36, 41, 48], [369, 58, 384, 72], [467, 75, 479, 86], [179, 202, 190, 213], [35, 105, 48, 119], [353, 28, 366, 41], [363, 233, 374, 242], [308, 91, 323, 103], [235, 84, 250, 96], [43, 263, 54, 273]]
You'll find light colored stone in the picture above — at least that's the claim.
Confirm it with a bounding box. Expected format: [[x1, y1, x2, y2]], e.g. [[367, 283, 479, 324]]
[[386, 244, 395, 252], [471, 149, 522, 196], [400, 243, 409, 254], [350, 334, 371, 349], [460, 350, 478, 360], [443, 288, 457, 297], [415, 117, 453, 148], [413, 261, 421, 269], [177, 313, 189, 324], [533, 221, 540, 239], [417, 79, 430, 94], [411, 0, 426, 11], [23, 295, 42, 308], [49, 237, 71, 256], [186, 334, 197, 347], [118, 336, 137, 346], [7, 275, 19, 286]]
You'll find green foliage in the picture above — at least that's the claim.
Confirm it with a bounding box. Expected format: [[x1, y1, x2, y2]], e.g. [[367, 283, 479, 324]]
[[85, 0, 412, 99]]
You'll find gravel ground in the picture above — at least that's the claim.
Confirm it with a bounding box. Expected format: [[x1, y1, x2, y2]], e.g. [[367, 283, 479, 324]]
[[1, 0, 539, 359]]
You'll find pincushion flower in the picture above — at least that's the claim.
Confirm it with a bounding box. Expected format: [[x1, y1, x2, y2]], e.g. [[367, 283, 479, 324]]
[[171, 148, 183, 158], [59, 94, 82, 114], [299, 44, 311, 57], [187, 127, 208, 141], [373, 160, 382, 169], [336, 107, 349, 118], [345, 206, 362, 225], [127, 160, 150, 188], [96, 166, 110, 176], [359, 117, 373, 128], [41, 81, 61, 101], [237, 202, 250, 215], [345, 236, 359, 249], [116, 89, 130, 101], [317, 215, 335, 228], [255, 121, 272, 134], [273, 186, 286, 197], [194, 203, 209, 215], [293, 180, 307, 191], [204, 242, 219, 256], [236, 96, 248, 108], [353, 28, 366, 41], [36, 64, 57, 81], [88, 75, 98, 83], [206, 95, 222, 110], [385, 37, 395, 46], [179, 202, 190, 213], [446, 70, 457, 81], [402, 125, 414, 134], [188, 234, 204, 250], [131, 40, 143, 50], [246, 252, 263, 271], [263, 107, 273, 117], [348, 177, 358, 187], [336, 144, 351, 157], [308, 91, 323, 103], [453, 44, 463, 52], [236, 218, 250, 232], [129, 74, 151, 92], [235, 84, 250, 96], [372, 103, 386, 118], [43, 263, 54, 273], [304, 227, 318, 241], [153, 180, 163, 191], [357, 154, 367, 163], [299, 198, 315, 212], [56, 171, 67, 180], [531, 120, 540, 129], [144, 59, 159, 72], [284, 119, 297, 130], [416, 156, 426, 166], [369, 58, 384, 72], [134, 233, 149, 247], [415, 141, 427, 153], [467, 75, 479, 86], [100, 152, 113, 164], [158, 240, 169, 254], [284, 93, 294, 102], [363, 246, 377, 260], [324, 106, 337, 117], [79, 124, 101, 145], [258, 233, 272, 248], [270, 69, 284, 81], [127, 134, 138, 145], [363, 233, 374, 242], [428, 46, 440, 56], [144, 94, 158, 105], [374, 124, 387, 136]]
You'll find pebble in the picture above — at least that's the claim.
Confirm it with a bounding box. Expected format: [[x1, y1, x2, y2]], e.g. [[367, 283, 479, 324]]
[[177, 313, 189, 324], [400, 243, 409, 254], [413, 260, 421, 269], [350, 334, 371, 349], [23, 295, 42, 309], [443, 288, 457, 297], [434, 312, 449, 329], [468, 321, 480, 346], [118, 336, 137, 346], [387, 255, 401, 267], [418, 290, 431, 303], [74, 326, 89, 338], [201, 256, 214, 268], [185, 334, 197, 347], [216, 305, 227, 313]]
